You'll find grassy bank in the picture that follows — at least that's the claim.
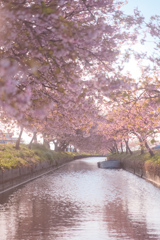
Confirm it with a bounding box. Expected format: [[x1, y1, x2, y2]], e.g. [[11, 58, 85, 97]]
[[0, 143, 79, 170], [108, 150, 160, 165]]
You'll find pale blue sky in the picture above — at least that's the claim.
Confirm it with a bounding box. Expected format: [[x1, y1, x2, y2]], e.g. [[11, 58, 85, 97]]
[[120, 0, 160, 79], [122, 0, 160, 20]]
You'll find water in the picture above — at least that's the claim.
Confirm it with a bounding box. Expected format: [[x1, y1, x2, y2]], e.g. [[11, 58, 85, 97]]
[[0, 157, 160, 240]]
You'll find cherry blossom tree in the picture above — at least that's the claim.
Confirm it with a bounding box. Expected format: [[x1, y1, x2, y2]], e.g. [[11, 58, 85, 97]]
[[0, 0, 142, 118], [1, 0, 154, 154]]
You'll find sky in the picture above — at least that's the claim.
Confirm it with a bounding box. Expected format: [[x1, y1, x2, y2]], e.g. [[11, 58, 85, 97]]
[[122, 0, 160, 20], [120, 0, 160, 79]]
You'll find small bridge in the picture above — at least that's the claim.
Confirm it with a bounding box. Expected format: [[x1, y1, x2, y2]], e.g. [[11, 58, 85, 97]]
[[97, 160, 121, 169]]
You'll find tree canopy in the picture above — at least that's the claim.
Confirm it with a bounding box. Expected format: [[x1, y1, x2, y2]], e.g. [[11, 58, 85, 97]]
[[0, 0, 160, 155]]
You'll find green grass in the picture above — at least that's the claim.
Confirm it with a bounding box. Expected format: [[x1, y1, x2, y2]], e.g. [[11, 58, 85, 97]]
[[0, 143, 80, 170], [108, 149, 160, 165]]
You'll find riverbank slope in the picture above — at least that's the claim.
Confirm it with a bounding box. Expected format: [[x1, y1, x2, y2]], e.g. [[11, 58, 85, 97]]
[[0, 143, 91, 193], [108, 150, 160, 187]]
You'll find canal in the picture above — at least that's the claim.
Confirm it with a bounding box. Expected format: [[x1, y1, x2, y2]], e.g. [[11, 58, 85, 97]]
[[0, 157, 160, 240]]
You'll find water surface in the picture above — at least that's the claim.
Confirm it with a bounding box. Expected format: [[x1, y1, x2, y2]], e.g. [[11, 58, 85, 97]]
[[0, 157, 160, 240]]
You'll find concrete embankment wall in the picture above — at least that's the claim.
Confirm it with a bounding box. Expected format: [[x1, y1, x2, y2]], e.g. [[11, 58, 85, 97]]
[[0, 155, 104, 194], [120, 158, 160, 188], [0, 157, 74, 194]]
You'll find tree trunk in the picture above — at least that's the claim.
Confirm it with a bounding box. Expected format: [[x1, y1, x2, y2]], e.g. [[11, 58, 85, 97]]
[[121, 141, 123, 153], [43, 134, 50, 149], [54, 141, 58, 151], [59, 141, 68, 152], [28, 132, 37, 149], [139, 140, 145, 154], [15, 127, 24, 150], [124, 139, 132, 155], [128, 144, 133, 155], [108, 147, 114, 153], [124, 139, 128, 154], [33, 132, 37, 143], [132, 132, 144, 154], [137, 135, 145, 154], [44, 140, 50, 149], [145, 140, 154, 157], [114, 140, 119, 154], [113, 146, 116, 153]]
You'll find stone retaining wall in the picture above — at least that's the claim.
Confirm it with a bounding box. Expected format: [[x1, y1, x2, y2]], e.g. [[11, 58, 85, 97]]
[[0, 157, 73, 194], [120, 158, 160, 187], [0, 154, 102, 194]]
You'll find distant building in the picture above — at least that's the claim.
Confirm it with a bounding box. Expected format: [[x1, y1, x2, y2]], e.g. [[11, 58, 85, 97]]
[[66, 145, 77, 152], [0, 132, 24, 144], [152, 145, 160, 149]]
